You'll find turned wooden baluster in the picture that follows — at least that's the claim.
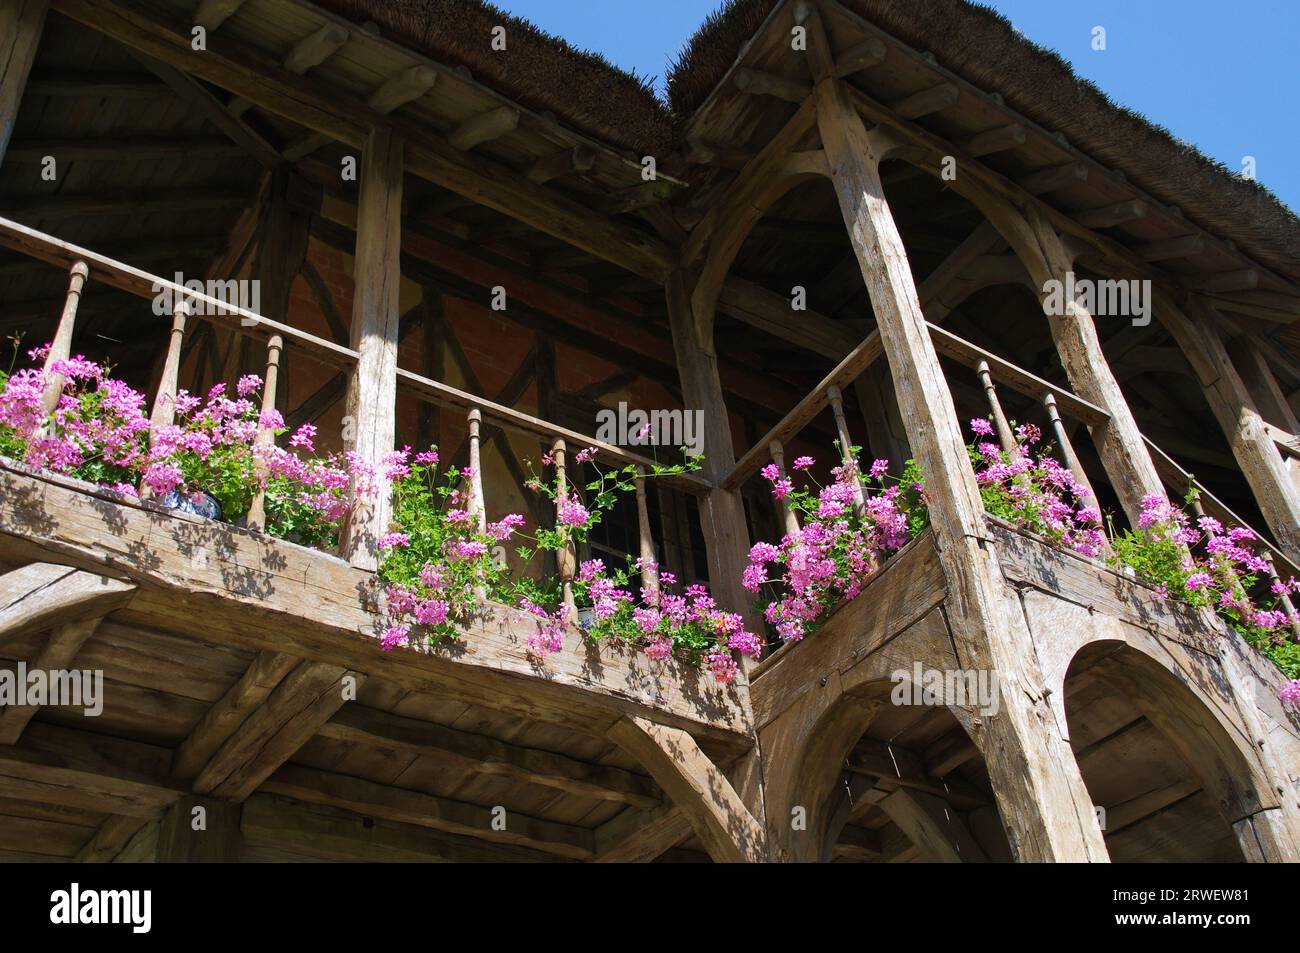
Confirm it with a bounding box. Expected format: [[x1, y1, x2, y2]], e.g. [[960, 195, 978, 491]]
[[149, 296, 190, 432], [466, 407, 489, 603], [138, 296, 191, 499], [39, 260, 90, 416], [975, 359, 1018, 454], [635, 465, 660, 603], [552, 437, 578, 625], [768, 438, 801, 537], [1261, 551, 1300, 642], [246, 334, 284, 532], [1042, 392, 1108, 551], [826, 384, 866, 513], [466, 407, 487, 535]]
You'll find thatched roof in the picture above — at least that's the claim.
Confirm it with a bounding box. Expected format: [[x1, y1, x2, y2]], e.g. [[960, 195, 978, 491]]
[[313, 0, 675, 155], [319, 0, 1299, 284], [669, 0, 1300, 283]]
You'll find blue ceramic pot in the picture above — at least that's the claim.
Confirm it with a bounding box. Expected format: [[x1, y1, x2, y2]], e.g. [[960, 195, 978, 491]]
[[160, 489, 224, 521]]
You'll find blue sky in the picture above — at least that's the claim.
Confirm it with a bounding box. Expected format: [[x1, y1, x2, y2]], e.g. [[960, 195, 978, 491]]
[[495, 0, 1300, 211]]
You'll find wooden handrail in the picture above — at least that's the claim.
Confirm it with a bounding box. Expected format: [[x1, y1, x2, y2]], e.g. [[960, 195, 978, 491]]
[[723, 321, 1107, 490], [0, 216, 356, 370], [926, 322, 1110, 427], [395, 367, 711, 495], [724, 329, 884, 491]]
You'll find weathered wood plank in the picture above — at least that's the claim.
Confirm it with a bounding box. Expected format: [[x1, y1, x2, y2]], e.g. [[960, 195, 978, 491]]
[[320, 705, 661, 809], [0, 562, 134, 641], [607, 714, 765, 863], [0, 465, 752, 744]]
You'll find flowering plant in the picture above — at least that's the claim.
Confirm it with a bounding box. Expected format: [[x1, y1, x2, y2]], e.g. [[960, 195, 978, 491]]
[[743, 450, 925, 643], [1111, 493, 1300, 678], [0, 341, 148, 492], [968, 417, 1106, 558], [0, 339, 366, 548], [371, 449, 524, 650]]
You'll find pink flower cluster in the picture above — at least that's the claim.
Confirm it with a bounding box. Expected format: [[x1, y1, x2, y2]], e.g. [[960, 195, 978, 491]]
[[745, 456, 915, 642], [970, 418, 1105, 558]]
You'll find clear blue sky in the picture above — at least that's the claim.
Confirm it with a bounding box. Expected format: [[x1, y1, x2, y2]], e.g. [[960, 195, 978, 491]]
[[496, 0, 1300, 212]]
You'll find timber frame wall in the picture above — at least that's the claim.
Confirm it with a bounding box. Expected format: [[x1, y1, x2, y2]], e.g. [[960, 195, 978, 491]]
[[0, 0, 1297, 862]]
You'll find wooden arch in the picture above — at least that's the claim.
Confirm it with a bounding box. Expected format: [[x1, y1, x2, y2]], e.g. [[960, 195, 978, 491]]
[[1062, 638, 1300, 862]]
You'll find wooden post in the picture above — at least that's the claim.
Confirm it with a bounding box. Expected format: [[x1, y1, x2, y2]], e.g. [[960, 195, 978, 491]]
[[975, 360, 1018, 454], [1043, 392, 1105, 535], [814, 71, 1107, 862], [665, 270, 763, 635], [552, 437, 578, 625], [825, 384, 866, 512], [245, 333, 283, 531], [973, 199, 1165, 527], [0, 0, 48, 165], [466, 407, 487, 529], [39, 260, 90, 415], [1160, 297, 1300, 563], [635, 467, 660, 603], [339, 126, 404, 569], [768, 439, 802, 537], [1227, 334, 1300, 497], [149, 296, 190, 431]]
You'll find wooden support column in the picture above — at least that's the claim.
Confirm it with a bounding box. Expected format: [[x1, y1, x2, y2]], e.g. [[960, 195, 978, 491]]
[[156, 795, 242, 862], [0, 0, 47, 164], [608, 715, 765, 863], [339, 126, 404, 569], [973, 199, 1165, 526], [814, 71, 1107, 862], [1161, 298, 1300, 562], [665, 270, 762, 638], [1227, 334, 1300, 496]]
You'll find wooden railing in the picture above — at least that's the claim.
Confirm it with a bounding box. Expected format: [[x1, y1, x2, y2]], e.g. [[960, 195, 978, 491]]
[[0, 217, 709, 582], [722, 319, 1300, 585]]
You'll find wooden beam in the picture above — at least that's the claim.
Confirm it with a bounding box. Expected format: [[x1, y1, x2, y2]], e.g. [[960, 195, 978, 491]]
[[878, 788, 988, 862], [0, 0, 48, 165], [1020, 162, 1089, 195], [76, 815, 154, 862], [51, 0, 674, 283], [228, 22, 349, 118], [192, 660, 363, 801], [591, 802, 691, 862], [0, 188, 240, 222], [0, 562, 134, 641], [241, 792, 562, 862], [0, 615, 104, 744], [1074, 199, 1148, 230], [130, 53, 280, 168], [447, 105, 519, 151], [607, 715, 765, 862], [1135, 234, 1204, 262], [961, 123, 1025, 158], [1161, 298, 1300, 561], [1186, 269, 1260, 294], [193, 0, 245, 31], [282, 64, 437, 161], [814, 71, 1106, 862], [321, 704, 661, 809], [0, 722, 183, 817], [891, 82, 958, 120], [172, 650, 299, 782], [5, 136, 248, 162], [23, 69, 165, 98], [0, 465, 753, 745], [526, 144, 596, 184], [338, 125, 403, 569], [262, 763, 593, 859], [733, 67, 810, 102], [834, 37, 887, 77]]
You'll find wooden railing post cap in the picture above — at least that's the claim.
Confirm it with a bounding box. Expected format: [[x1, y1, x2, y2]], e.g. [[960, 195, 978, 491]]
[[467, 407, 482, 424], [69, 260, 90, 281], [825, 383, 843, 401]]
